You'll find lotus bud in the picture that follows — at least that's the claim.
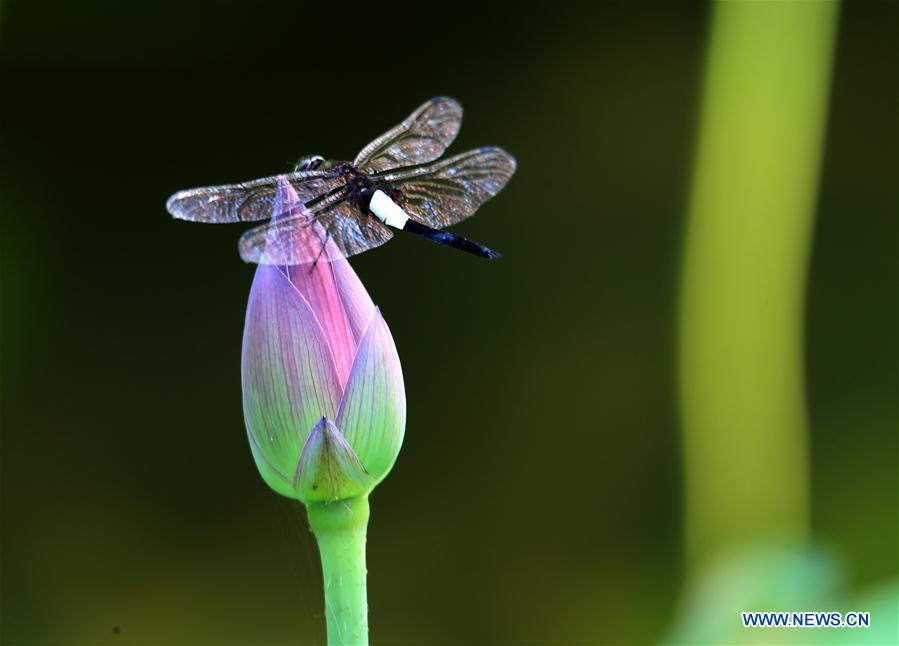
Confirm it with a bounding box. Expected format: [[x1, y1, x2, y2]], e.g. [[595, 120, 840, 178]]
[[241, 180, 406, 504]]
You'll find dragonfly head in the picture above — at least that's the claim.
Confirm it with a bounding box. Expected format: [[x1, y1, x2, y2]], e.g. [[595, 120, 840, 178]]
[[293, 155, 326, 172]]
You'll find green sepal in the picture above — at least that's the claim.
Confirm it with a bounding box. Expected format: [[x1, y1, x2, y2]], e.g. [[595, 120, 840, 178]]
[[293, 417, 374, 504]]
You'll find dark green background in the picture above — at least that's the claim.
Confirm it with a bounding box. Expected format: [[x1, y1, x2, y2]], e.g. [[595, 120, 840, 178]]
[[1, 1, 895, 644]]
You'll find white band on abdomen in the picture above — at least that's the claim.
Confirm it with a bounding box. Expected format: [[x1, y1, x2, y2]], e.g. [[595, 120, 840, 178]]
[[369, 190, 410, 229]]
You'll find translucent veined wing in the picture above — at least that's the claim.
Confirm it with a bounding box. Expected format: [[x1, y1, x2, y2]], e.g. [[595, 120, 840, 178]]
[[375, 147, 516, 229], [328, 203, 394, 260], [238, 194, 393, 265], [353, 97, 463, 173], [166, 170, 341, 223]]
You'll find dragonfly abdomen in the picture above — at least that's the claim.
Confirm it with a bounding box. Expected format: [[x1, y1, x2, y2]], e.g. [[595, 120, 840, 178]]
[[369, 190, 410, 229], [368, 189, 499, 259], [402, 219, 500, 260]]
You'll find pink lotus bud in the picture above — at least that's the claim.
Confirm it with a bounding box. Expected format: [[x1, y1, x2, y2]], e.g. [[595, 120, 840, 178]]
[[241, 181, 405, 504]]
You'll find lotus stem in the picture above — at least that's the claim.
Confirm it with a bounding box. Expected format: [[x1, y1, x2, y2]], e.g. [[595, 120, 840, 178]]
[[307, 496, 370, 646], [678, 1, 839, 562]]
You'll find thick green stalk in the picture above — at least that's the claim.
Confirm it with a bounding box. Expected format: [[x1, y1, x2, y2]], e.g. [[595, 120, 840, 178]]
[[307, 496, 370, 646], [679, 1, 839, 562]]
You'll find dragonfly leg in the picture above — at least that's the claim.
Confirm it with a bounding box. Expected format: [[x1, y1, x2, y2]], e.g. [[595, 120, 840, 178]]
[[309, 228, 332, 274]]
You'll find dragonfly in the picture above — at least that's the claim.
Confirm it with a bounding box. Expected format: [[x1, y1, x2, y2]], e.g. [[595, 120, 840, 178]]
[[166, 97, 516, 265]]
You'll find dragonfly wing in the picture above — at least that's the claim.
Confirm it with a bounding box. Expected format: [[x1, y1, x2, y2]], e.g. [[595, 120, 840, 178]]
[[376, 147, 516, 228], [166, 171, 341, 223], [238, 199, 393, 265], [353, 97, 463, 173], [329, 203, 395, 260]]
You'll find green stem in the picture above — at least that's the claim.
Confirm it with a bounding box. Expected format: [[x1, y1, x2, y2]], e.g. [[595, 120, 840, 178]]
[[307, 496, 370, 646], [679, 1, 839, 562]]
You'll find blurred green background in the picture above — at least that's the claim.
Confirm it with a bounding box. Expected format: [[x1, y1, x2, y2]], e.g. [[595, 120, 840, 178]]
[[0, 1, 895, 644]]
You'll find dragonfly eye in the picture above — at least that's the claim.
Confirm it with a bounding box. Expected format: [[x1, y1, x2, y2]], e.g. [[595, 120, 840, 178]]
[[294, 155, 325, 172]]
